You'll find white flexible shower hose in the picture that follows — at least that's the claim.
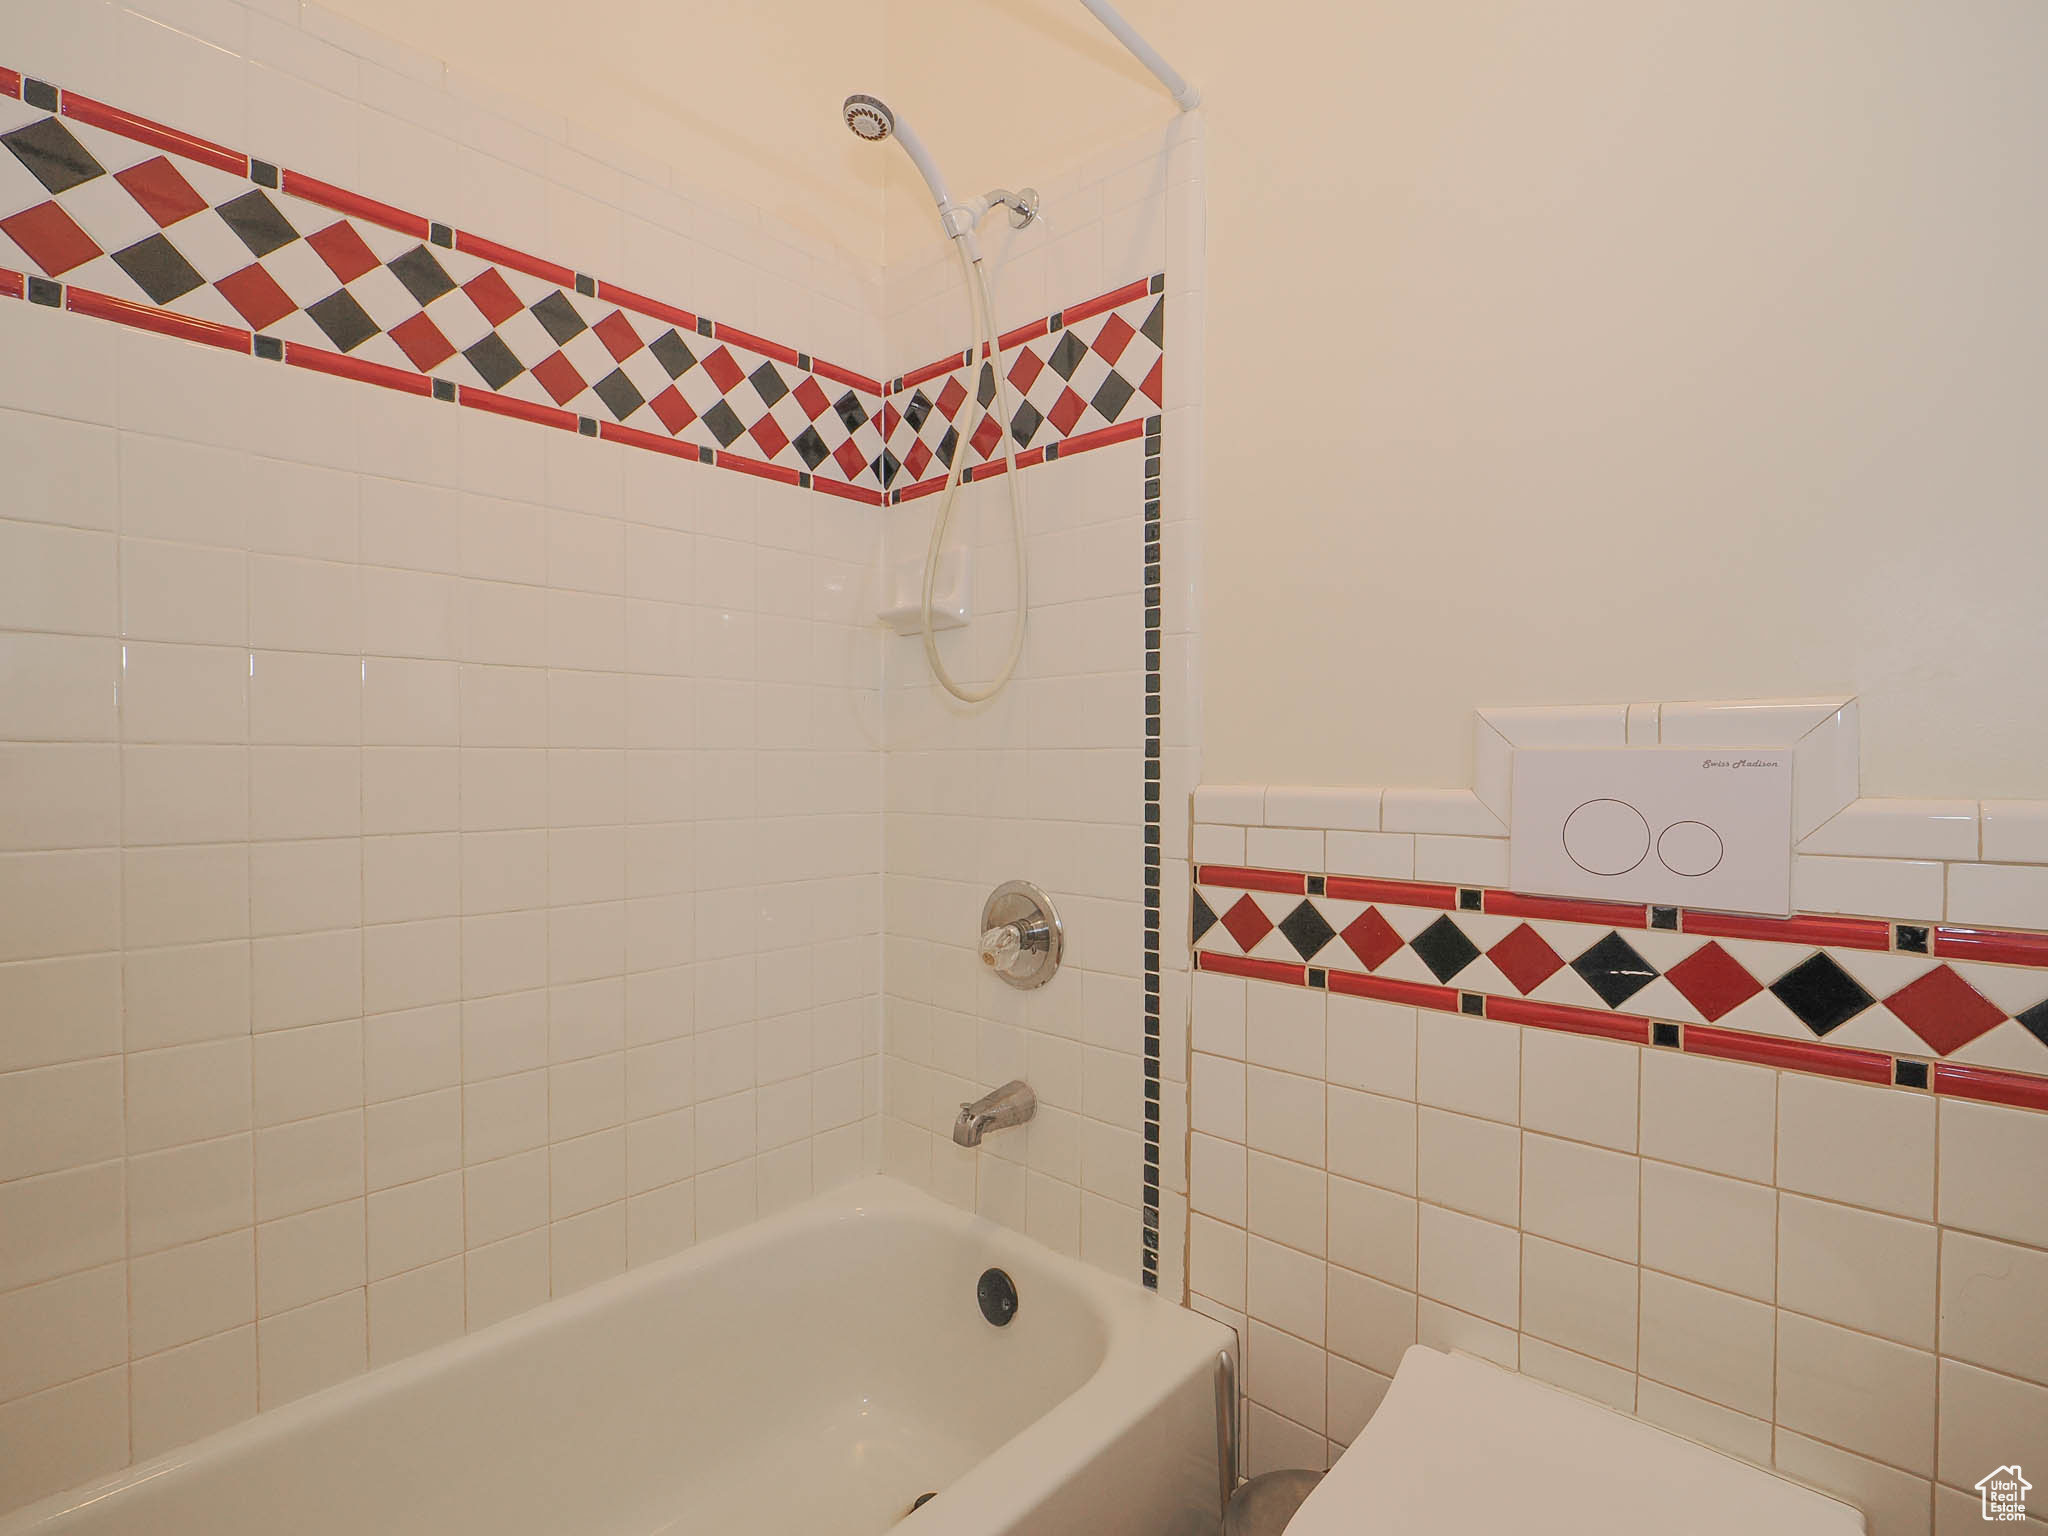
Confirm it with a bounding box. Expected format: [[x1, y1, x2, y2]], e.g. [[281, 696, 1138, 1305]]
[[920, 238, 1027, 703]]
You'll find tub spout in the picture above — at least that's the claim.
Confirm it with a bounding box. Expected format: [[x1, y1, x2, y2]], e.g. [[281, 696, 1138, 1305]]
[[954, 1080, 1035, 1146]]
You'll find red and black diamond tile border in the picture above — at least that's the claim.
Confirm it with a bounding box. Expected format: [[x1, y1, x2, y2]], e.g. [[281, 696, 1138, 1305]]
[[1192, 864, 2048, 1114], [0, 68, 1168, 503]]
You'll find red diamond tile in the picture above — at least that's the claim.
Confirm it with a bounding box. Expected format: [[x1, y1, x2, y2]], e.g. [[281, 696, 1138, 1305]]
[[648, 386, 695, 434], [969, 412, 1001, 459], [1008, 349, 1044, 392], [1664, 942, 1764, 1022], [903, 438, 933, 480], [462, 266, 522, 327], [748, 412, 789, 460], [1884, 965, 2006, 1055], [1220, 895, 1275, 952], [0, 201, 101, 276], [1340, 908, 1404, 971], [792, 376, 829, 421], [701, 346, 744, 393], [1047, 386, 1087, 435], [1092, 312, 1136, 365], [881, 401, 899, 438], [306, 220, 379, 284], [388, 310, 456, 372], [1488, 923, 1565, 995], [115, 156, 206, 228], [530, 350, 586, 405], [933, 376, 967, 422], [213, 262, 295, 330], [1140, 355, 1163, 406], [830, 435, 867, 479], [593, 309, 641, 362]]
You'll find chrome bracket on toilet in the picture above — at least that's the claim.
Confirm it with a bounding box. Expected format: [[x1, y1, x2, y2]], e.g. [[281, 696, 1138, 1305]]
[[979, 880, 1063, 988]]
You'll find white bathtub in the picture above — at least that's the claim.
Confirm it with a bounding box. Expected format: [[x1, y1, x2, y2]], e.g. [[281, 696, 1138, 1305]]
[[1, 1178, 1230, 1536]]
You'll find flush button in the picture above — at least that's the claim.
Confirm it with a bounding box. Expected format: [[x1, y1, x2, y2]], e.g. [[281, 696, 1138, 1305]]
[[1657, 819, 1724, 876], [1562, 798, 1650, 876]]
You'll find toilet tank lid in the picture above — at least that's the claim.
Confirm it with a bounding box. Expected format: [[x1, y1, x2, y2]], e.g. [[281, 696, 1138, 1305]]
[[1283, 1346, 1866, 1536]]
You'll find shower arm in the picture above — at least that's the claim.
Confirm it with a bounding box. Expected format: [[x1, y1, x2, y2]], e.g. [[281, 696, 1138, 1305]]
[[1077, 0, 1200, 111]]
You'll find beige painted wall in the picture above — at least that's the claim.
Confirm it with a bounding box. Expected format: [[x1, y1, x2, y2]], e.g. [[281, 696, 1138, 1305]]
[[883, 0, 2048, 799], [320, 0, 889, 259]]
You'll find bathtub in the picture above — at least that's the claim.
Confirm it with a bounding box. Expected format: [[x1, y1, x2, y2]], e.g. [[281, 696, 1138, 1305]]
[[1, 1177, 1231, 1536]]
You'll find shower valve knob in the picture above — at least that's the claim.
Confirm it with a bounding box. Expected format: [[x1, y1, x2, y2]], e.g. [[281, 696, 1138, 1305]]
[[978, 881, 1063, 990]]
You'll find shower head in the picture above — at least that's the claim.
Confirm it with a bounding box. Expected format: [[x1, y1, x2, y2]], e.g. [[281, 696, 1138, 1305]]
[[842, 93, 894, 142], [841, 90, 974, 252]]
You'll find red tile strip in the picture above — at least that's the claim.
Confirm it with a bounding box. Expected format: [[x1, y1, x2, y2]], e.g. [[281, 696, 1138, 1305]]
[[1684, 1024, 1893, 1084], [1680, 909, 1893, 952], [1323, 875, 1459, 909], [1197, 865, 1307, 895], [711, 322, 801, 370], [1197, 951, 1307, 987], [453, 230, 576, 289], [1056, 419, 1148, 458], [1061, 277, 1154, 327], [283, 341, 431, 395], [282, 171, 430, 240], [715, 449, 803, 487], [597, 419, 698, 461], [456, 385, 577, 432], [812, 358, 882, 395], [65, 285, 249, 352], [61, 92, 245, 176], [899, 351, 969, 392], [1326, 969, 1461, 1012], [1485, 891, 1648, 929], [1484, 995, 1652, 1045], [1932, 925, 2048, 970], [996, 317, 1050, 351], [810, 475, 884, 506], [0, 266, 21, 300], [1932, 1062, 2048, 1113], [593, 279, 695, 334], [892, 474, 951, 504], [1, 67, 20, 100]]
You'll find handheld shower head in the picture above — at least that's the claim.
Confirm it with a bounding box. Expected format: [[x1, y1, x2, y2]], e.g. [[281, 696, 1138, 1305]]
[[842, 94, 893, 142]]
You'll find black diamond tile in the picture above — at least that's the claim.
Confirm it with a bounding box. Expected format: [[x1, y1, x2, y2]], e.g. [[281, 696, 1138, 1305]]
[[1191, 891, 1217, 945], [791, 425, 829, 470], [1048, 331, 1088, 380], [2018, 998, 2048, 1050], [833, 390, 868, 432], [874, 448, 901, 487], [649, 329, 696, 377], [701, 399, 745, 447], [1139, 297, 1164, 348], [1571, 932, 1659, 1008], [749, 360, 788, 408], [387, 244, 456, 306], [935, 425, 959, 468], [2, 118, 105, 195], [903, 389, 932, 433], [463, 331, 524, 391], [976, 361, 996, 408], [1768, 953, 1874, 1036], [1278, 900, 1336, 962], [530, 290, 587, 345], [592, 368, 645, 421], [304, 289, 379, 353], [1010, 398, 1043, 447], [1091, 370, 1136, 422], [215, 190, 298, 258], [1410, 915, 1481, 983], [110, 234, 202, 306]]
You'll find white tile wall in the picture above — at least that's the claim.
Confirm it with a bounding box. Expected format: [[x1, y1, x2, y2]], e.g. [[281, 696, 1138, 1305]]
[[1188, 967, 2048, 1533], [0, 4, 891, 1510]]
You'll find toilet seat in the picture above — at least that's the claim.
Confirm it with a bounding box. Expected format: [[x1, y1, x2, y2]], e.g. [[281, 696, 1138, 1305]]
[[1283, 1346, 1866, 1535]]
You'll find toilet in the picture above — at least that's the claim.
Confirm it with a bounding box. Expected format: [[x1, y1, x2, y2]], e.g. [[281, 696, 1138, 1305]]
[[1282, 1346, 1866, 1534]]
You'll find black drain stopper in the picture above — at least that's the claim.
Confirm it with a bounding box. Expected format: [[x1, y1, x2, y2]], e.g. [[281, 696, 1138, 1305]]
[[977, 1267, 1018, 1327]]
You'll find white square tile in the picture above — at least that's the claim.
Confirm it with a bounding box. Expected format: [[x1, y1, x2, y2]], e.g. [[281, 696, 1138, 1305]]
[[1939, 1230, 2048, 1387], [1247, 1234, 1325, 1345], [1246, 981, 1324, 1078], [1520, 1132, 1638, 1261], [1326, 996, 1415, 1099], [1415, 1012, 1517, 1123], [1520, 1028, 1639, 1151], [1416, 1204, 1518, 1327], [1773, 1429, 1931, 1536], [1938, 1098, 2048, 1248], [1776, 1310, 1935, 1476], [1935, 1357, 2048, 1494], [1327, 1087, 1416, 1195], [1637, 1269, 1775, 1418], [1947, 862, 2048, 929], [1416, 1108, 1519, 1226], [1520, 1235, 1636, 1368], [1246, 1066, 1324, 1166], [1329, 1176, 1416, 1290], [129, 1324, 256, 1461], [1777, 1072, 1934, 1220], [1777, 1193, 1937, 1349], [1639, 1049, 1776, 1184], [1246, 1150, 1325, 1256], [1639, 1160, 1775, 1301], [1326, 1262, 1416, 1376]]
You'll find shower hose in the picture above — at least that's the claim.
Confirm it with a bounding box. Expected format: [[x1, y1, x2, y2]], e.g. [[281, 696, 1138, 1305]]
[[919, 238, 1027, 703]]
